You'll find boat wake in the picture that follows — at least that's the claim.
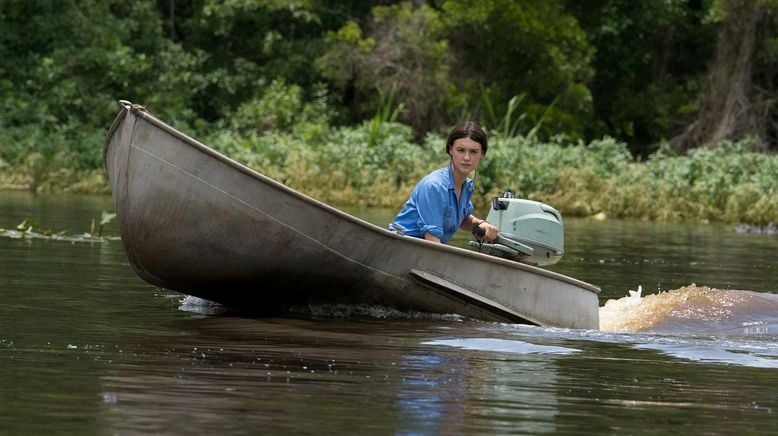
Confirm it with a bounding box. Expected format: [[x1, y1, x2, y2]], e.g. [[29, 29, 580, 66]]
[[180, 284, 778, 338], [288, 304, 466, 322], [599, 284, 778, 336], [178, 295, 465, 321]]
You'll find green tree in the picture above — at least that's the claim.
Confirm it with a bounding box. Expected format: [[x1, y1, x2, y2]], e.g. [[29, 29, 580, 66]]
[[442, 0, 596, 140], [161, 0, 381, 124], [566, 0, 717, 156], [670, 0, 778, 152], [317, 2, 453, 134], [0, 0, 199, 168]]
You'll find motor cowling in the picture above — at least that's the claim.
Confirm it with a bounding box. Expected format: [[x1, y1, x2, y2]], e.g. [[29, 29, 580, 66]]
[[470, 191, 564, 266]]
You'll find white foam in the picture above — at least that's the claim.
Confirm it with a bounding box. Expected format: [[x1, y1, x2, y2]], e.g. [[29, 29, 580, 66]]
[[178, 295, 226, 315], [423, 337, 580, 355]]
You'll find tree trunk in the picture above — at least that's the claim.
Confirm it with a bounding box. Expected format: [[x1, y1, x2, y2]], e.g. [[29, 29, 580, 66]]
[[671, 0, 766, 152]]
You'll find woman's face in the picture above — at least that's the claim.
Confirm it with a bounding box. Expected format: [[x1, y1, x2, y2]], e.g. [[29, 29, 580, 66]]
[[450, 137, 484, 177]]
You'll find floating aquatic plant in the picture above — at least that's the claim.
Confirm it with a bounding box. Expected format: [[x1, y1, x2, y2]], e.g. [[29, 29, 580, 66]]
[[0, 213, 119, 243], [90, 210, 116, 238]]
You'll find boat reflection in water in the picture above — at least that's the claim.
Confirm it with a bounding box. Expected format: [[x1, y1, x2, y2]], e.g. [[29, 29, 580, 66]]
[[96, 282, 778, 433], [98, 313, 570, 434]]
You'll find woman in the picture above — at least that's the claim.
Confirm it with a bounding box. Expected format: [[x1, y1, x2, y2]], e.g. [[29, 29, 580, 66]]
[[390, 122, 499, 244]]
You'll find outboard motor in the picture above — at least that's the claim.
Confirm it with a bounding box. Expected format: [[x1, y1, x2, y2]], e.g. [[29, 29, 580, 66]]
[[470, 190, 564, 266]]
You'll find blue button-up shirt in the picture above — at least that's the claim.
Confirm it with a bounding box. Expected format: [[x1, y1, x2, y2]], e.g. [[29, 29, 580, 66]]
[[391, 164, 474, 243]]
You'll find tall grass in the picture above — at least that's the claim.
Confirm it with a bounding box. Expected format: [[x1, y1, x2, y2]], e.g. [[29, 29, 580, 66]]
[[367, 85, 405, 149]]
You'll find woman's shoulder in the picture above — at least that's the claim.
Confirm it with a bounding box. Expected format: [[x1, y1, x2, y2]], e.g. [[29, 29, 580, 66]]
[[418, 167, 450, 189], [422, 165, 451, 182]]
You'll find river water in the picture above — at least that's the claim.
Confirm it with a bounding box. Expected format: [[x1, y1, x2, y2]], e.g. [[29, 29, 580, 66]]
[[1, 191, 777, 434]]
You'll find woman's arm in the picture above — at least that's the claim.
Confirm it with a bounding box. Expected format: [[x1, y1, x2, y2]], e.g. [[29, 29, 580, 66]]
[[462, 215, 499, 241]]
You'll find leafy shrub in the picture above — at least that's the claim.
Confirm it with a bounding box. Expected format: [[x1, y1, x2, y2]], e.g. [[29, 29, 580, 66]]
[[227, 79, 333, 137]]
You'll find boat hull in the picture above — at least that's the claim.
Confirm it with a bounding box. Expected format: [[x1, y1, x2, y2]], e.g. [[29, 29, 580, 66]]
[[104, 104, 600, 329]]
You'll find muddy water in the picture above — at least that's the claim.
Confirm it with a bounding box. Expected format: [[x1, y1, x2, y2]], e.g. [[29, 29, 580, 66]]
[[1, 192, 777, 434]]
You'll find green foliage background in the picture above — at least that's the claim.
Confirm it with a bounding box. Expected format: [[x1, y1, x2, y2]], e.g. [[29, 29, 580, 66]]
[[0, 0, 776, 225]]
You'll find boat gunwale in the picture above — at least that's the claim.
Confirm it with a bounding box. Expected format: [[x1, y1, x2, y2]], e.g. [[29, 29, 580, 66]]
[[104, 102, 600, 295]]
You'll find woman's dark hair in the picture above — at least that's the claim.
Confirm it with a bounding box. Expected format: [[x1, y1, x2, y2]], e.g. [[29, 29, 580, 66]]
[[445, 122, 488, 156]]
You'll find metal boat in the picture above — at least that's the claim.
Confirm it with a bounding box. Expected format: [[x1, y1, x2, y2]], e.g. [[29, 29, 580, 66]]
[[103, 101, 600, 328]]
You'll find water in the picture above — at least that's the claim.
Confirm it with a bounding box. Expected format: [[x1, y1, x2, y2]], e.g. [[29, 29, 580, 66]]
[[1, 192, 777, 434]]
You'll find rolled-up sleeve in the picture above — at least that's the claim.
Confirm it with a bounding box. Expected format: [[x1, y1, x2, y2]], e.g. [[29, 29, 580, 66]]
[[414, 179, 447, 239], [390, 165, 470, 243]]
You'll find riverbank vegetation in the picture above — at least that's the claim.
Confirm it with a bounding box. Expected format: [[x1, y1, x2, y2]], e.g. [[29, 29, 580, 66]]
[[6, 110, 774, 225], [1, 1, 777, 225], [204, 119, 778, 226]]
